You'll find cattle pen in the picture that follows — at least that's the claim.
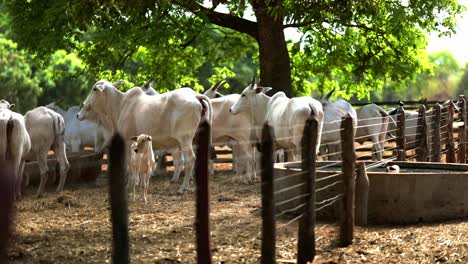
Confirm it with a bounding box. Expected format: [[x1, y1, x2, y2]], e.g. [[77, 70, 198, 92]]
[[2, 96, 467, 263]]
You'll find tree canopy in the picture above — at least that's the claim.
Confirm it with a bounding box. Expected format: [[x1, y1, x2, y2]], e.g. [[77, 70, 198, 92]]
[[4, 0, 467, 99]]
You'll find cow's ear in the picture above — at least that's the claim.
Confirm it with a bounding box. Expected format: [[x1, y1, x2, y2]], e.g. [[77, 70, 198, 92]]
[[94, 83, 105, 92], [215, 92, 223, 98], [129, 136, 138, 141], [9, 104, 15, 110], [255, 86, 272, 94], [113, 80, 124, 88], [147, 135, 152, 141], [262, 87, 272, 94]]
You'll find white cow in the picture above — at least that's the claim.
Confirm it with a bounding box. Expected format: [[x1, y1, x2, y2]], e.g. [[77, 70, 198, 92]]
[[205, 95, 256, 181], [355, 104, 393, 160], [0, 99, 31, 200], [45, 103, 109, 153], [320, 99, 357, 160], [24, 107, 70, 196], [129, 134, 156, 203], [230, 83, 324, 160], [77, 79, 212, 193]]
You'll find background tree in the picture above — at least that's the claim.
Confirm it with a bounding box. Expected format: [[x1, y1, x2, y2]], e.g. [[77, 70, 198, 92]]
[[6, 1, 465, 98]]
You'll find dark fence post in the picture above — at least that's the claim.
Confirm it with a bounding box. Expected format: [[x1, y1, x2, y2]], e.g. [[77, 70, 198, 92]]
[[431, 104, 442, 162], [261, 122, 275, 264], [0, 161, 14, 263], [108, 134, 130, 264], [458, 95, 467, 164], [416, 105, 428, 161], [194, 120, 212, 264], [447, 102, 456, 163], [297, 116, 318, 264], [339, 115, 355, 246], [396, 107, 406, 161]]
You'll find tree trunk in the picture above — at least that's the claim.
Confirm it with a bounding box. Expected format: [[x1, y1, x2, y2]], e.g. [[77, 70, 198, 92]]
[[254, 2, 293, 97]]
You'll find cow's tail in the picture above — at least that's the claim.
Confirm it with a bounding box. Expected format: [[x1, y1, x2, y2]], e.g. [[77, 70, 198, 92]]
[[48, 109, 66, 148], [0, 110, 12, 160], [196, 94, 213, 146], [308, 101, 324, 155]]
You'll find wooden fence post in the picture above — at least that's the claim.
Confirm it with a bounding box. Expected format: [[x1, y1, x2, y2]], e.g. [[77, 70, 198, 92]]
[[355, 162, 369, 226], [447, 102, 456, 163], [0, 161, 14, 263], [261, 123, 276, 264], [396, 107, 406, 161], [457, 95, 467, 164], [194, 120, 212, 264], [416, 105, 428, 161], [297, 116, 318, 264], [339, 115, 356, 246], [431, 104, 442, 162], [108, 134, 130, 264]]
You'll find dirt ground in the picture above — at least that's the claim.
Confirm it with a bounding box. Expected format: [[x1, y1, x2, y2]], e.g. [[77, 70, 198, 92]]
[[8, 164, 468, 263]]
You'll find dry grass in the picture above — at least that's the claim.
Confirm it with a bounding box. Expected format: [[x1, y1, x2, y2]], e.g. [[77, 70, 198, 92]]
[[8, 165, 468, 263]]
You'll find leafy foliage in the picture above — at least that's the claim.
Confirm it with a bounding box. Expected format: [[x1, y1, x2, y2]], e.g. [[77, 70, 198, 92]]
[[4, 0, 467, 99]]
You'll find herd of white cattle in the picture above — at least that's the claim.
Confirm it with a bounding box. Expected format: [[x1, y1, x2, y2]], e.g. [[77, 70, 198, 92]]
[[2, 78, 424, 202]]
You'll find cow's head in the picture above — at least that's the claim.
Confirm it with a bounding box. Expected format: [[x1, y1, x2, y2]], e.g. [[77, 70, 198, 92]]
[[0, 99, 14, 110], [77, 79, 124, 121], [229, 82, 272, 115], [203, 80, 226, 99], [129, 134, 152, 154]]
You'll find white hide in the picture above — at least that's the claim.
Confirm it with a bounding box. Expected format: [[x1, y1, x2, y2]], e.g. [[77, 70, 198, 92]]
[[129, 134, 156, 203], [0, 99, 31, 200], [24, 107, 70, 196], [77, 80, 212, 193], [46, 103, 109, 153], [230, 85, 324, 160], [320, 100, 358, 160], [355, 104, 392, 160]]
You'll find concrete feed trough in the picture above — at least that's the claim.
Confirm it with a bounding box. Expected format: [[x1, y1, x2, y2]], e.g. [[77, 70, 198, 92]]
[[24, 151, 103, 185], [274, 161, 468, 224]]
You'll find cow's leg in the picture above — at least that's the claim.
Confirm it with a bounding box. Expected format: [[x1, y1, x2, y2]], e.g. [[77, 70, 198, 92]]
[[171, 148, 184, 182], [36, 150, 49, 197], [12, 157, 22, 200], [179, 143, 195, 194], [54, 142, 70, 193], [209, 145, 216, 176], [231, 142, 239, 174], [236, 144, 252, 183], [143, 172, 149, 204]]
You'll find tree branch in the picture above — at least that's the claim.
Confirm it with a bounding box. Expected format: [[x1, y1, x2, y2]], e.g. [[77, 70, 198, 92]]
[[174, 1, 258, 40]]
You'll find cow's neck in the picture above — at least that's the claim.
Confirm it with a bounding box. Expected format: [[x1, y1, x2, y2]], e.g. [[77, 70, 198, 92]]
[[103, 88, 125, 134], [251, 93, 271, 127]]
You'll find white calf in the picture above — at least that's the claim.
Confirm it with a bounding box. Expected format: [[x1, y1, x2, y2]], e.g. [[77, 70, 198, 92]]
[[129, 134, 156, 203], [24, 107, 70, 196], [0, 99, 31, 200]]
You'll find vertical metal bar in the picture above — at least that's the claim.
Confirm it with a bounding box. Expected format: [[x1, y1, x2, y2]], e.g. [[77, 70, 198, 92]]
[[261, 122, 276, 264], [108, 134, 130, 264], [339, 115, 356, 246], [297, 116, 318, 264], [194, 120, 212, 264]]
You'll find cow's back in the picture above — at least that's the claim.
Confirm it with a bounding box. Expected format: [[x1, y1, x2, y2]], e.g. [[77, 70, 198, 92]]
[[25, 107, 57, 154], [118, 88, 203, 147]]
